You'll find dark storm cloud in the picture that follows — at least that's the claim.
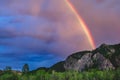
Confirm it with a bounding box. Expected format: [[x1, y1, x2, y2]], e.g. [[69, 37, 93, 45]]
[[0, 52, 62, 70]]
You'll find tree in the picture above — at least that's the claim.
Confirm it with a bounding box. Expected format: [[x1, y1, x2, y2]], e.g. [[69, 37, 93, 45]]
[[22, 64, 29, 74], [4, 66, 12, 72]]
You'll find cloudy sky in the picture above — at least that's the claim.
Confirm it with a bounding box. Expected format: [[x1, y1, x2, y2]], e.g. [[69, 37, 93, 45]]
[[0, 0, 120, 70]]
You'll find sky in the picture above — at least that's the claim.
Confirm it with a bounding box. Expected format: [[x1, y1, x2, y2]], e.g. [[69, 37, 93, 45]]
[[0, 0, 120, 70]]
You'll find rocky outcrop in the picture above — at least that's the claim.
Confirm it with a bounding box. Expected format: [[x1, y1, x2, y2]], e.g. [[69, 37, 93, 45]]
[[64, 43, 120, 71], [64, 51, 94, 71], [92, 53, 114, 70], [94, 43, 120, 68]]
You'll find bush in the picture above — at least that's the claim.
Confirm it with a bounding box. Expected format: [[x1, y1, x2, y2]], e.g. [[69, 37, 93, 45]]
[[0, 73, 19, 80], [0, 68, 120, 80]]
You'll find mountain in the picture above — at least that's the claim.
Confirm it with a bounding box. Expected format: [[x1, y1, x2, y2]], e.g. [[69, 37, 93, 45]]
[[49, 61, 65, 72], [64, 43, 120, 71], [29, 67, 49, 74], [30, 43, 120, 72], [30, 61, 65, 73]]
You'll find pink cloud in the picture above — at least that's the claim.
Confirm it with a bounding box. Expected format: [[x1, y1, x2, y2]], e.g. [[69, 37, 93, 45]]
[[0, 0, 93, 57], [71, 0, 120, 46]]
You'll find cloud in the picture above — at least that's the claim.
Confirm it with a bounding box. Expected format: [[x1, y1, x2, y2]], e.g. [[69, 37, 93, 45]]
[[0, 0, 93, 69], [1, 0, 119, 70], [0, 51, 62, 70], [70, 0, 120, 46]]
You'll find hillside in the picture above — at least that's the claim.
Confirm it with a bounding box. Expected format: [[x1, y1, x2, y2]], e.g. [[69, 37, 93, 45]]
[[64, 43, 120, 71]]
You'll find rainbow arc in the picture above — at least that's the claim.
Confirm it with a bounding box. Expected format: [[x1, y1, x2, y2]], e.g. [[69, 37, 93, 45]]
[[65, 0, 96, 49]]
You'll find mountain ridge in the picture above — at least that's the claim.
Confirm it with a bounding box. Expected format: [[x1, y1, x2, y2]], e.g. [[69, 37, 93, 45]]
[[27, 43, 120, 72], [46, 44, 120, 71], [64, 43, 120, 71]]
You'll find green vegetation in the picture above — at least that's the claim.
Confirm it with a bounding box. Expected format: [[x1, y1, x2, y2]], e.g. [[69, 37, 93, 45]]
[[22, 64, 29, 74], [70, 51, 91, 60], [0, 67, 120, 80]]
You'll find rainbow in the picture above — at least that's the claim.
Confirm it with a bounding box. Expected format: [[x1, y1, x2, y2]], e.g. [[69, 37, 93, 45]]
[[65, 0, 96, 49]]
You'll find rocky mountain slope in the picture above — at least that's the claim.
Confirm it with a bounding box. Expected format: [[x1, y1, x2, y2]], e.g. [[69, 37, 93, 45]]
[[64, 43, 120, 71], [31, 43, 120, 72]]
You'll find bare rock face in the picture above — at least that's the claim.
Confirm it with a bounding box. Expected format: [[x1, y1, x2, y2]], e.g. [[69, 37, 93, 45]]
[[92, 53, 114, 70], [64, 43, 120, 71], [95, 43, 120, 68], [64, 52, 93, 71]]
